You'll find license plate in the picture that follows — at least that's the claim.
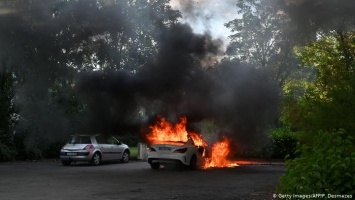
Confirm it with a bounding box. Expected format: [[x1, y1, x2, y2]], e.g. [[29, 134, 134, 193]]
[[159, 147, 171, 151], [67, 152, 77, 156]]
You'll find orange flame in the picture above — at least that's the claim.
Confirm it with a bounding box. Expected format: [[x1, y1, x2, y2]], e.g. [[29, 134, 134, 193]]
[[204, 137, 238, 168], [146, 116, 238, 169], [147, 116, 207, 146], [147, 116, 188, 143]]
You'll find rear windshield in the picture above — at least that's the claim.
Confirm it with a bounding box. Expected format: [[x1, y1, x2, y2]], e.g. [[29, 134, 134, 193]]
[[68, 136, 92, 144]]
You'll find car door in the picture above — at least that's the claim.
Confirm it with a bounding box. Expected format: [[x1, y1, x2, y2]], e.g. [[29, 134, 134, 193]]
[[107, 137, 124, 160], [95, 136, 112, 161]]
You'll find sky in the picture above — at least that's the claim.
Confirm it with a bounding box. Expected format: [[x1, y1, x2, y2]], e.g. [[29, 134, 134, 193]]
[[169, 0, 240, 45]]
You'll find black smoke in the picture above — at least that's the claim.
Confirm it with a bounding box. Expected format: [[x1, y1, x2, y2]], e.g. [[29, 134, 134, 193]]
[[76, 23, 222, 133], [281, 0, 355, 38], [0, 0, 280, 149], [76, 23, 280, 146]]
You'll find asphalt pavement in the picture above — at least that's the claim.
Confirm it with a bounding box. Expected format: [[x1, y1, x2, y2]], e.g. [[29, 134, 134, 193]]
[[0, 160, 285, 200]]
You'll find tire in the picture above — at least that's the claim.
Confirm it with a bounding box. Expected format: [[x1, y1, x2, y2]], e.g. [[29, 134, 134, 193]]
[[150, 162, 160, 170], [189, 155, 197, 170], [121, 150, 130, 163], [90, 152, 101, 166], [61, 160, 71, 166]]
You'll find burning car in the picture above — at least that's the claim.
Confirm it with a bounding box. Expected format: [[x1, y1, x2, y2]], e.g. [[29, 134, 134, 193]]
[[60, 134, 130, 166], [147, 138, 208, 169], [145, 116, 238, 169]]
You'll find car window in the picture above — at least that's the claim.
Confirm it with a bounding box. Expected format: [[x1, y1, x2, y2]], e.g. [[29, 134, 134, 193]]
[[68, 136, 92, 144], [106, 137, 118, 145], [95, 136, 106, 144]]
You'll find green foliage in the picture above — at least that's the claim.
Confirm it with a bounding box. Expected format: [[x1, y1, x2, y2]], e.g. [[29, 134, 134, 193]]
[[13, 132, 43, 160], [232, 127, 298, 160], [0, 61, 17, 162], [129, 146, 138, 157], [0, 0, 182, 161], [234, 144, 273, 159], [283, 31, 355, 134], [225, 0, 298, 86], [0, 72, 14, 135], [279, 31, 355, 193], [277, 129, 355, 194], [115, 134, 140, 147], [13, 131, 66, 160], [270, 126, 298, 159], [42, 140, 66, 159], [199, 120, 220, 142], [0, 141, 17, 162]]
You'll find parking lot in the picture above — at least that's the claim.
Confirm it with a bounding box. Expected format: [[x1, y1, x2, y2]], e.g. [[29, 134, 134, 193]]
[[0, 160, 285, 200]]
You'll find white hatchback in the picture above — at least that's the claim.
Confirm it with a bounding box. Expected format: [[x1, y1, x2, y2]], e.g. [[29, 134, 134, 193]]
[[60, 134, 130, 166]]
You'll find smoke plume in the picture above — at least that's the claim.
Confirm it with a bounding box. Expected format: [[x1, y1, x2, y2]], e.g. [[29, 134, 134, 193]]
[[77, 23, 280, 147], [281, 0, 355, 37], [1, 0, 280, 149]]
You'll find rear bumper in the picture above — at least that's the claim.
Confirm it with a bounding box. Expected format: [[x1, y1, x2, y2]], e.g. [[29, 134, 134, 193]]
[[147, 152, 189, 165], [148, 158, 186, 166], [60, 151, 92, 161]]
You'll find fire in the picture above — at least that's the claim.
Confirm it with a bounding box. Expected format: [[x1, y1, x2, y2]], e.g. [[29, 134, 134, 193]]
[[147, 116, 189, 143], [203, 137, 239, 168], [146, 116, 238, 169], [147, 116, 207, 146]]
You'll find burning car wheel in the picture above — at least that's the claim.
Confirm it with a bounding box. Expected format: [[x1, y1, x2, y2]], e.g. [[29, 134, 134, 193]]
[[150, 163, 160, 170], [90, 152, 101, 166], [121, 150, 130, 163], [61, 160, 71, 166]]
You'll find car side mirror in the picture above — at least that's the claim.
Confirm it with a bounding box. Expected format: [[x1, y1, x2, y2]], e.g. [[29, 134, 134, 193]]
[[118, 141, 122, 145]]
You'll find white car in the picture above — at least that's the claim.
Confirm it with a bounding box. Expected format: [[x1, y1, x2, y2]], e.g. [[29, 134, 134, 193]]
[[60, 134, 130, 166], [147, 139, 208, 170]]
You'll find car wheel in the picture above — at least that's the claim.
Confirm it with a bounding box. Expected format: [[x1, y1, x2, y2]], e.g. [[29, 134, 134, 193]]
[[90, 152, 101, 166], [190, 155, 197, 170], [150, 162, 160, 170], [61, 160, 71, 166], [121, 150, 130, 163]]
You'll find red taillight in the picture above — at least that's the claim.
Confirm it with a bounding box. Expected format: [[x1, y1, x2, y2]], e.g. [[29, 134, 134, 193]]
[[149, 147, 156, 152], [173, 148, 187, 153], [84, 144, 94, 150]]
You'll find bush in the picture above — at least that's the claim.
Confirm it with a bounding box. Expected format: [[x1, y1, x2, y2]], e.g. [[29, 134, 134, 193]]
[[13, 131, 66, 160], [232, 127, 298, 159], [42, 140, 66, 159], [234, 143, 274, 159], [115, 134, 140, 147], [277, 129, 355, 195], [271, 127, 298, 159], [0, 142, 17, 162]]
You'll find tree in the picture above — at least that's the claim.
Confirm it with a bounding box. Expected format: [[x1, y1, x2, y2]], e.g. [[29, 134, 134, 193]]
[[52, 0, 181, 72], [278, 30, 355, 195], [225, 0, 298, 87], [283, 31, 355, 134], [0, 58, 17, 161], [0, 0, 182, 158]]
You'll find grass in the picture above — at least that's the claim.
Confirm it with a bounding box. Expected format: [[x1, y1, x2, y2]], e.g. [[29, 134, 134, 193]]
[[130, 146, 138, 157]]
